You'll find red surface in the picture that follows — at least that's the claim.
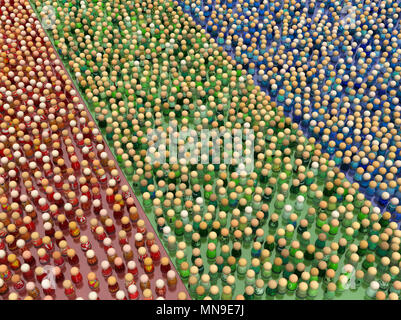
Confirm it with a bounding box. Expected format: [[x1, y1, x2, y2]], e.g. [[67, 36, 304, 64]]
[[0, 0, 188, 300]]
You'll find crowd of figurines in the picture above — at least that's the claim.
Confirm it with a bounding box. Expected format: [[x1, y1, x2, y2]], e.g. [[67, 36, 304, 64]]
[[31, 0, 401, 300], [43, 0, 401, 221], [0, 0, 189, 300], [177, 0, 401, 217]]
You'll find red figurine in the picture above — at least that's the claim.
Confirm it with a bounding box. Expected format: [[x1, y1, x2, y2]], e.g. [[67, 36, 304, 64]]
[[128, 284, 139, 300], [114, 257, 125, 273], [101, 261, 113, 278], [155, 279, 167, 297], [127, 261, 139, 278], [67, 249, 79, 265], [70, 267, 83, 285], [160, 257, 172, 275], [21, 263, 34, 280], [41, 279, 54, 296], [63, 280, 75, 298], [150, 244, 161, 262]]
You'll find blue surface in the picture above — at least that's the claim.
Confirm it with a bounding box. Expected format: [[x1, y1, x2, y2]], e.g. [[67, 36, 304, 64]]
[[176, 0, 401, 223]]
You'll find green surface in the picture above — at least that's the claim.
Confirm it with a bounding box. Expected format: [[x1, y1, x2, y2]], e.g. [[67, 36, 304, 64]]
[[31, 0, 397, 300]]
